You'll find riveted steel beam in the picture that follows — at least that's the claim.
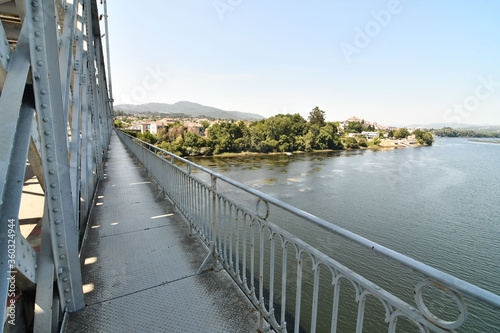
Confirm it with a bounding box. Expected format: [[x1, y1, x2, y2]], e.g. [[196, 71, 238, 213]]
[[25, 0, 84, 313]]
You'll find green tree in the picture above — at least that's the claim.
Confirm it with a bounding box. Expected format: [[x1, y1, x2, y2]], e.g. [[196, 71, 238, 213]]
[[308, 106, 326, 127], [200, 120, 210, 130], [343, 137, 359, 149], [358, 138, 368, 147], [346, 121, 363, 133], [394, 128, 410, 139]]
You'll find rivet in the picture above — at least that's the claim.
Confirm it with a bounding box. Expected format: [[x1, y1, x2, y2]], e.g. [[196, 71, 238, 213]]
[[58, 243, 64, 248], [33, 16, 39, 22], [6, 55, 10, 61], [59, 254, 65, 259], [33, 253, 36, 258], [53, 208, 59, 213], [56, 232, 62, 236], [18, 261, 21, 266], [66, 299, 72, 303], [63, 277, 68, 282], [47, 157, 54, 162], [24, 268, 28, 272], [54, 219, 61, 225], [49, 170, 55, 175], [36, 45, 42, 51], [65, 288, 70, 293], [52, 195, 58, 200], [42, 117, 49, 122], [20, 239, 24, 245], [46, 144, 52, 149], [23, 253, 26, 258], [34, 31, 41, 37], [32, 1, 38, 7], [40, 89, 47, 95], [44, 130, 50, 136], [37, 60, 43, 66], [41, 103, 48, 108], [50, 183, 56, 188]]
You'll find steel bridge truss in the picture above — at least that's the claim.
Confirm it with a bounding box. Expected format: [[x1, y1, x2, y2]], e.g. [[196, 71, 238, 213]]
[[1, 0, 112, 331]]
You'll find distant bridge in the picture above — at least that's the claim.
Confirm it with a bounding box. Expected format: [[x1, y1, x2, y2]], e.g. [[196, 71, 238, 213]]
[[1, 1, 499, 332]]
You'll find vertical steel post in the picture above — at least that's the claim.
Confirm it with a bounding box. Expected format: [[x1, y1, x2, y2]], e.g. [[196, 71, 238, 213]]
[[210, 175, 218, 269]]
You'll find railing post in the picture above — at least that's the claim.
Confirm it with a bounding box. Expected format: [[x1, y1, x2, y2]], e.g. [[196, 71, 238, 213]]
[[210, 175, 218, 269]]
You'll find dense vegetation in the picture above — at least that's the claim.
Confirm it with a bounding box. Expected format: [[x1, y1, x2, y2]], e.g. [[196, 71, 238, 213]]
[[433, 127, 500, 138], [119, 107, 434, 156]]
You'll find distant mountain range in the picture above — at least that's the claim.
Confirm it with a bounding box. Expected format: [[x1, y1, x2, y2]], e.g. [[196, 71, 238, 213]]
[[404, 123, 500, 132], [114, 101, 265, 121]]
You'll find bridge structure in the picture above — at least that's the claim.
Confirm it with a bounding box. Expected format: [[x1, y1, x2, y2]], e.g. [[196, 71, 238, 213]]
[[1, 1, 500, 333]]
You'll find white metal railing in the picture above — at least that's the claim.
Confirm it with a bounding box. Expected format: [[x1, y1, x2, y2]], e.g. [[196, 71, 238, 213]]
[[117, 129, 500, 333]]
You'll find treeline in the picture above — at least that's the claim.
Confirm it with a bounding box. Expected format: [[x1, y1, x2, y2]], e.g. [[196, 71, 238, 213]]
[[122, 107, 434, 157], [433, 127, 500, 138], [134, 109, 345, 156]]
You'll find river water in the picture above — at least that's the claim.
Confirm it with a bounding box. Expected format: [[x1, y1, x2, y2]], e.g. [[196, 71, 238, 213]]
[[188, 138, 500, 332]]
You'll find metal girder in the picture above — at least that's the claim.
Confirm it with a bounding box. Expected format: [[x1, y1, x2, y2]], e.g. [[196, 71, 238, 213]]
[[1, 0, 112, 330], [33, 204, 56, 333], [84, 2, 104, 180], [0, 20, 30, 327], [24, 0, 84, 312], [0, 20, 10, 89], [69, 3, 84, 233]]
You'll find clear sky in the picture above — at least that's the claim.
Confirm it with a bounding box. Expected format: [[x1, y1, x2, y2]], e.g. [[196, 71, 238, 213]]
[[101, 0, 500, 127]]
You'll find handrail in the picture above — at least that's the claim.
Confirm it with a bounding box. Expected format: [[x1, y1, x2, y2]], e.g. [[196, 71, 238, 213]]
[[118, 130, 500, 309], [117, 129, 500, 332]]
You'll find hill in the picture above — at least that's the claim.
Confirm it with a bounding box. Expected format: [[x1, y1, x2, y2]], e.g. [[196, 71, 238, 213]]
[[114, 101, 265, 121]]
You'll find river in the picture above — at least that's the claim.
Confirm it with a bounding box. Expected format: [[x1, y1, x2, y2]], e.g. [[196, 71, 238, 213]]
[[188, 137, 500, 332]]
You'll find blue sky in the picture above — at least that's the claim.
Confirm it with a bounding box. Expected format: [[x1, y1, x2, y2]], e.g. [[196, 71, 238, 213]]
[[102, 1, 500, 126]]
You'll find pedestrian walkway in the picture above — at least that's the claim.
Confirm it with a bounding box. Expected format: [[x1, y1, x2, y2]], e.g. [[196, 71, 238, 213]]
[[64, 132, 263, 332]]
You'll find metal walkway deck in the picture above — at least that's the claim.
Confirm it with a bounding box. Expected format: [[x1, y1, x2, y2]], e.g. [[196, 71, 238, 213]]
[[64, 132, 263, 332]]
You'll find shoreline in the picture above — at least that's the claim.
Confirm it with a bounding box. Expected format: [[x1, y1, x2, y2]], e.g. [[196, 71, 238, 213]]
[[184, 142, 428, 159]]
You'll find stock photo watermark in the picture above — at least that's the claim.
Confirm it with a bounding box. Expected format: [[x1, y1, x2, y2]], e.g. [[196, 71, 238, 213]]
[[119, 65, 169, 104], [213, 0, 243, 21], [6, 218, 17, 326], [339, 0, 404, 63], [443, 74, 499, 123]]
